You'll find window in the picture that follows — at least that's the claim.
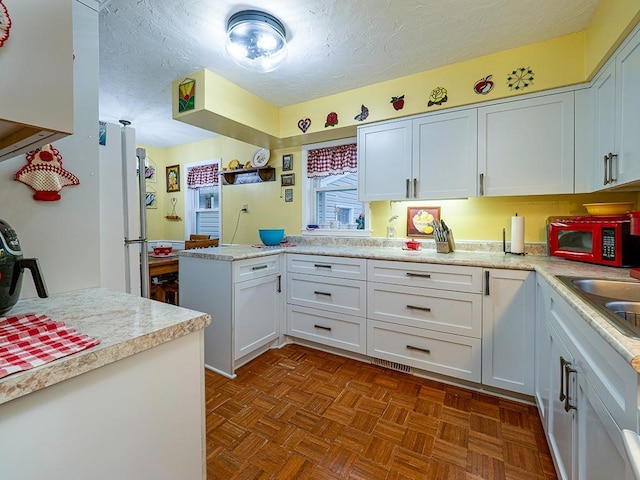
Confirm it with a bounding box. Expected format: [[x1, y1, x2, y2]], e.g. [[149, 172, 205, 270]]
[[302, 139, 369, 235], [185, 161, 221, 238]]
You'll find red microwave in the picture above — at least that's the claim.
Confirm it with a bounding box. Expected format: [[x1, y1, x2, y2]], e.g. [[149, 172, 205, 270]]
[[548, 215, 640, 267]]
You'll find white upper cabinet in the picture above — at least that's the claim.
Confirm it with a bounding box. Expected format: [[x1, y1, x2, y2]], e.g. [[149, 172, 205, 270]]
[[0, 0, 74, 161], [614, 27, 640, 187], [358, 118, 413, 201], [591, 61, 617, 190], [413, 109, 478, 199], [477, 91, 575, 196]]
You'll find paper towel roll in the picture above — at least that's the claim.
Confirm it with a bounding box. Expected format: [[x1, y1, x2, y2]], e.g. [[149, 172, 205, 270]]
[[511, 215, 525, 254]]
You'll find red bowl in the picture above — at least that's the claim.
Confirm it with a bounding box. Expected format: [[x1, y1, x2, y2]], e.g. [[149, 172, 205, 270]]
[[153, 246, 173, 255]]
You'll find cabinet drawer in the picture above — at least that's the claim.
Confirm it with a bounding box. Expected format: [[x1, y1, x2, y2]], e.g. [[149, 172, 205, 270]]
[[287, 305, 366, 354], [368, 282, 482, 338], [287, 273, 366, 317], [367, 320, 481, 382], [367, 260, 482, 293], [233, 255, 280, 282], [287, 254, 367, 280]]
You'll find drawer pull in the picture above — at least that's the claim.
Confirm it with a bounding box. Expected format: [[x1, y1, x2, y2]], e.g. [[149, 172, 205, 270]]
[[314, 324, 332, 331], [406, 272, 431, 279], [406, 345, 431, 354], [314, 264, 332, 269], [406, 304, 431, 312], [252, 265, 268, 271], [314, 291, 332, 297]]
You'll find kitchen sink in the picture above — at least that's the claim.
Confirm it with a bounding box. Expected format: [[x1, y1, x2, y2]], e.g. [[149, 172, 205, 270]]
[[556, 276, 640, 339]]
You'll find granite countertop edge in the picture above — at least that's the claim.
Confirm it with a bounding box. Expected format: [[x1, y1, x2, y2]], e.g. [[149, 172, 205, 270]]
[[0, 288, 211, 405], [181, 244, 640, 374]]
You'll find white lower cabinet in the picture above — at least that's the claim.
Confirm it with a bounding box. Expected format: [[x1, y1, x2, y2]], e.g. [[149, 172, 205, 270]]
[[543, 285, 636, 480], [482, 269, 535, 395], [180, 254, 282, 377], [366, 260, 483, 382], [535, 274, 551, 431], [285, 254, 368, 354]]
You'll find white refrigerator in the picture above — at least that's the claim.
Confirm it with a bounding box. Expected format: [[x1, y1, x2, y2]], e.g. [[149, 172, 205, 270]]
[[98, 121, 149, 297]]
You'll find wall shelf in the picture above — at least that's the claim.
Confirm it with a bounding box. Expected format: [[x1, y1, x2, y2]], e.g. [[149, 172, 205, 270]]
[[221, 166, 275, 185]]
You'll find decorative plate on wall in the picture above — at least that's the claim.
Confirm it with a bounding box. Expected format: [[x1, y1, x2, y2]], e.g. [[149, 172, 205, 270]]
[[251, 148, 270, 167]]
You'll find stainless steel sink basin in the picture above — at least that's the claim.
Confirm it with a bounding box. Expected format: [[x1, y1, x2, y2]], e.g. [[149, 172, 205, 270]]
[[556, 276, 640, 339], [571, 279, 640, 302]]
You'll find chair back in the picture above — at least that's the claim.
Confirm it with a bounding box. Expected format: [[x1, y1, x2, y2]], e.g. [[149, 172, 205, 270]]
[[184, 239, 219, 250], [189, 234, 210, 240]]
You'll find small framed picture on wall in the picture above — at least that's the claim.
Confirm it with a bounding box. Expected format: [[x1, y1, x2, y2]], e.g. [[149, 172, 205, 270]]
[[282, 154, 293, 171], [281, 173, 295, 186], [166, 165, 180, 192], [284, 188, 293, 202]]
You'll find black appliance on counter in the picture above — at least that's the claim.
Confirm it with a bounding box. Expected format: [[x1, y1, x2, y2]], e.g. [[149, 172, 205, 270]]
[[0, 219, 48, 316]]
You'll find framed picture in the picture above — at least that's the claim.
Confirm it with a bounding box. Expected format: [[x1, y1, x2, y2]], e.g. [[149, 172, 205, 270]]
[[166, 165, 180, 192], [407, 206, 440, 237], [281, 173, 295, 186], [282, 154, 293, 171], [284, 188, 293, 202], [145, 190, 157, 209]]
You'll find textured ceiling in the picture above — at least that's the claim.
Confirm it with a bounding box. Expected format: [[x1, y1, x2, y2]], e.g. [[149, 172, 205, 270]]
[[98, 0, 600, 148]]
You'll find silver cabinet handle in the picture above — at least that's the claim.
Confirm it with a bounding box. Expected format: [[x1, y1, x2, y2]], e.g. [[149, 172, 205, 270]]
[[314, 324, 332, 331], [406, 345, 431, 354], [559, 356, 567, 402], [252, 265, 268, 271], [479, 173, 485, 196], [313, 291, 332, 297], [406, 178, 411, 199], [610, 153, 618, 182], [407, 305, 431, 312], [314, 264, 332, 269], [413, 178, 418, 198], [564, 360, 577, 412], [604, 154, 610, 185], [406, 272, 431, 278]]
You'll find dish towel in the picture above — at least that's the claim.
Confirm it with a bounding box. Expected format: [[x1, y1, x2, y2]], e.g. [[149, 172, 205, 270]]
[[0, 313, 100, 379]]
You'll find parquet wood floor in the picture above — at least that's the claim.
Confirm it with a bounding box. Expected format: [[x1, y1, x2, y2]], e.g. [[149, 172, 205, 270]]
[[205, 344, 557, 480]]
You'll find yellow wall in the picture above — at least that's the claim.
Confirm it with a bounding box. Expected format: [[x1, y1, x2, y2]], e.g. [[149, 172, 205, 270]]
[[371, 193, 640, 243], [585, 0, 640, 77]]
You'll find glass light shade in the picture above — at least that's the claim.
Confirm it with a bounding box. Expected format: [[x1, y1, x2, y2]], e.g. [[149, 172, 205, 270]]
[[226, 10, 287, 72]]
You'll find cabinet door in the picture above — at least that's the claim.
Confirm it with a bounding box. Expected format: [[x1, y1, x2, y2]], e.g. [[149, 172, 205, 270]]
[[478, 92, 575, 196], [482, 269, 535, 395], [535, 274, 551, 431], [234, 274, 280, 361], [577, 375, 630, 480], [413, 109, 477, 199], [615, 28, 640, 186], [591, 61, 617, 191], [357, 119, 413, 201], [547, 323, 577, 480]]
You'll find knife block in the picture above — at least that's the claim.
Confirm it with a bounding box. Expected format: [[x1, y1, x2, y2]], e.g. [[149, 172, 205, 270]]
[[435, 231, 455, 253]]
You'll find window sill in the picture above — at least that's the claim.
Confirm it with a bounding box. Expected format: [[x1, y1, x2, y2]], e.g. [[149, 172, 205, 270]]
[[301, 228, 371, 237]]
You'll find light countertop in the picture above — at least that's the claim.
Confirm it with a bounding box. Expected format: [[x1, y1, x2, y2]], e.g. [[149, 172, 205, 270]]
[[179, 242, 640, 373], [0, 288, 210, 405]]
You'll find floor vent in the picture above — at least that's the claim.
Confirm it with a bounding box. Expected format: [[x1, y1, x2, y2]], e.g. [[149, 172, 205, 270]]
[[372, 358, 412, 374]]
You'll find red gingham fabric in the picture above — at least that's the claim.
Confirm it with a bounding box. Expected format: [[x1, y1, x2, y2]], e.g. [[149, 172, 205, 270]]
[[187, 164, 218, 188], [307, 143, 357, 178], [0, 313, 101, 379]]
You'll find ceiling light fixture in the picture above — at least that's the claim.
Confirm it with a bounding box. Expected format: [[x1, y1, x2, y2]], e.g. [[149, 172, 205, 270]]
[[225, 10, 287, 72]]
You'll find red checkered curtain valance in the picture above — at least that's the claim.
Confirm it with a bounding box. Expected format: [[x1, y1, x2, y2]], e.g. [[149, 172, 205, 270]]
[[187, 164, 218, 188], [307, 143, 357, 178]]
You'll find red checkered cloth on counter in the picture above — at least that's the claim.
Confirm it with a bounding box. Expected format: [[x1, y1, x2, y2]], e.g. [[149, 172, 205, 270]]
[[0, 313, 101, 379]]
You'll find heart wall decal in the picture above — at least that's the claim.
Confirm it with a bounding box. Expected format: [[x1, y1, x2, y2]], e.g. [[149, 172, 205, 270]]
[[297, 118, 311, 133]]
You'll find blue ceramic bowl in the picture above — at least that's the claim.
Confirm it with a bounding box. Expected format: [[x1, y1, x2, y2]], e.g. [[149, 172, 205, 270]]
[[258, 229, 285, 246]]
